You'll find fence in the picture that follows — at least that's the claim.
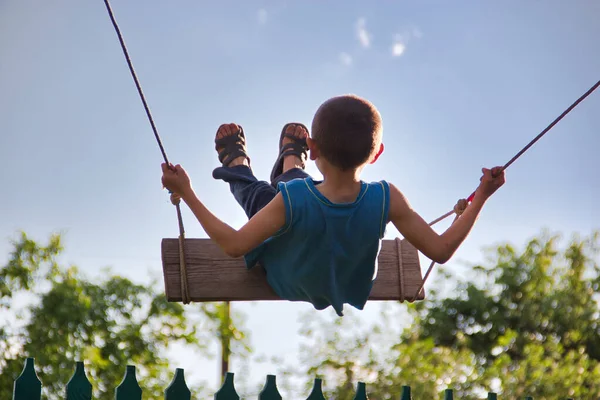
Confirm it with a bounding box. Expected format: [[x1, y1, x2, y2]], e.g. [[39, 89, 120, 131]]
[[11, 358, 568, 399]]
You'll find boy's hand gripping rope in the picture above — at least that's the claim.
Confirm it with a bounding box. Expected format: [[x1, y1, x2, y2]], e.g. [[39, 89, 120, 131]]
[[413, 79, 600, 301], [102, 0, 191, 303]]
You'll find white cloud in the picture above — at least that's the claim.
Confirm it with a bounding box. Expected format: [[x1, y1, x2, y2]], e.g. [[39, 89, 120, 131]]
[[355, 18, 371, 48], [391, 41, 406, 57], [390, 28, 422, 57], [339, 52, 353, 66], [257, 9, 268, 25]]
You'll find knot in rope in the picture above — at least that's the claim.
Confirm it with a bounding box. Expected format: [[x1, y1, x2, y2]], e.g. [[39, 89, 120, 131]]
[[453, 198, 468, 216]]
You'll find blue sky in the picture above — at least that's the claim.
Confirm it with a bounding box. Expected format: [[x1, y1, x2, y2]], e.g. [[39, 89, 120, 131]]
[[1, 0, 599, 396]]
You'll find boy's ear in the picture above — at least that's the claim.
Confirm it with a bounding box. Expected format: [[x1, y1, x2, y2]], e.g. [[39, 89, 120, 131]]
[[369, 143, 385, 164], [307, 137, 319, 161]]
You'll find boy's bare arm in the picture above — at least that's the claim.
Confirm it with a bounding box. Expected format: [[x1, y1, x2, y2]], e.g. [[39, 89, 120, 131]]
[[182, 190, 286, 258], [388, 167, 505, 264], [161, 163, 286, 258]]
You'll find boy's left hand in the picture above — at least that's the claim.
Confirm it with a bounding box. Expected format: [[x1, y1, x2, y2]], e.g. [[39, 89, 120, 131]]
[[161, 163, 192, 197]]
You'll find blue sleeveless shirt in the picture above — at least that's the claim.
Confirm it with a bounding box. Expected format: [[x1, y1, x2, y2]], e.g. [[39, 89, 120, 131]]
[[244, 178, 390, 316]]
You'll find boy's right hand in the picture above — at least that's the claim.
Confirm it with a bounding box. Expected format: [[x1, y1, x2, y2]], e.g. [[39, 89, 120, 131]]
[[161, 163, 193, 198], [475, 166, 506, 200]]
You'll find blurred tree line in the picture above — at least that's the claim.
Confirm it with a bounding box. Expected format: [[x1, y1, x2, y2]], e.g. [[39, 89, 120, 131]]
[[285, 231, 600, 399], [0, 232, 250, 399], [1, 230, 598, 399]]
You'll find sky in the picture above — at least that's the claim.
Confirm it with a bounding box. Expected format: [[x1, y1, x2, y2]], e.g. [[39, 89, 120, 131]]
[[1, 0, 599, 397]]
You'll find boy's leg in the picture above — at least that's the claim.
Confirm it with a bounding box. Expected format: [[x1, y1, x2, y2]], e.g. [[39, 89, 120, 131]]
[[271, 124, 313, 185], [213, 122, 312, 218], [272, 167, 311, 186], [212, 123, 276, 219], [213, 165, 277, 219]]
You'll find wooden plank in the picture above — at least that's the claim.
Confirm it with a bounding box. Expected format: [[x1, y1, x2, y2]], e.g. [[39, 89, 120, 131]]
[[161, 238, 425, 303]]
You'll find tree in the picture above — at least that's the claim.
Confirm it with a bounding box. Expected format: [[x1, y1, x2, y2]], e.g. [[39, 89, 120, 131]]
[[295, 310, 380, 399], [286, 306, 481, 399], [0, 232, 210, 399], [410, 230, 600, 398], [199, 301, 252, 381], [286, 231, 600, 399]]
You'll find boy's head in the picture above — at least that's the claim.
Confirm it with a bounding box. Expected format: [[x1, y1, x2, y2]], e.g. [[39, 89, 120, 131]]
[[309, 94, 384, 171]]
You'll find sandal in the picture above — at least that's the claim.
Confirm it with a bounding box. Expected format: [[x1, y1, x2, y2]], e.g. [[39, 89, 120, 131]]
[[215, 125, 251, 167], [269, 122, 309, 182]]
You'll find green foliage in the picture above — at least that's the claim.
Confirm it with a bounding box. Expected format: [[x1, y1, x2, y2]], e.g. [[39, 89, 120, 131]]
[[293, 310, 380, 399], [0, 231, 62, 304], [4, 229, 599, 398], [200, 301, 252, 378], [411, 231, 600, 398], [286, 230, 600, 399], [0, 232, 205, 399]]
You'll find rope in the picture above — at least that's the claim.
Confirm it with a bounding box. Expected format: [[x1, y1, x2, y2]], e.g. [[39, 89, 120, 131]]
[[413, 204, 464, 300], [102, 0, 191, 304], [173, 194, 190, 304], [415, 79, 600, 299], [395, 238, 405, 303]]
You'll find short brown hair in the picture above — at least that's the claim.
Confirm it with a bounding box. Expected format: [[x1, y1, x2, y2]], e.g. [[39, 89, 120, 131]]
[[311, 94, 382, 170]]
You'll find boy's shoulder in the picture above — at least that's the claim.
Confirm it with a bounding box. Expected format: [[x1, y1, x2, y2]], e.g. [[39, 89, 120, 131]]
[[364, 179, 390, 195], [277, 177, 311, 193], [365, 179, 389, 186]]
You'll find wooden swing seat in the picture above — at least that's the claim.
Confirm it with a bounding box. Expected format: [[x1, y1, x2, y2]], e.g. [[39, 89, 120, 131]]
[[161, 238, 425, 303]]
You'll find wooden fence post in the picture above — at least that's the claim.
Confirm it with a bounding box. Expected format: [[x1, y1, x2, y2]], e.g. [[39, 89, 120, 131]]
[[214, 372, 239, 400], [165, 369, 191, 400], [306, 378, 325, 400], [400, 385, 411, 400], [10, 357, 579, 399], [65, 362, 92, 400], [12, 358, 42, 400], [258, 375, 282, 400], [115, 365, 142, 400], [353, 382, 368, 400]]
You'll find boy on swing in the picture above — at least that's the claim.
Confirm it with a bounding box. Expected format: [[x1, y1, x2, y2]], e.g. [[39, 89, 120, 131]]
[[161, 94, 505, 316]]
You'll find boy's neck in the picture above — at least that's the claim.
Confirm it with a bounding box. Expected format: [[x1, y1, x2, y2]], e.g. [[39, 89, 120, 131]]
[[316, 164, 364, 203], [322, 168, 361, 184]]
